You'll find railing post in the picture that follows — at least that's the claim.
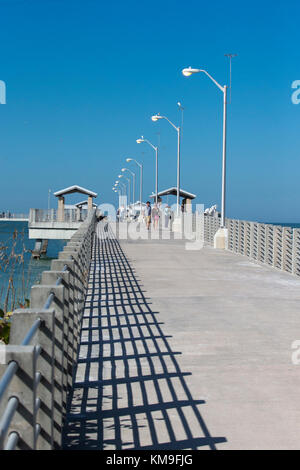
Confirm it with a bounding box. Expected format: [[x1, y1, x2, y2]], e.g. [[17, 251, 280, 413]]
[[282, 227, 293, 273], [56, 253, 85, 339], [30, 285, 65, 449], [234, 220, 239, 253], [10, 308, 55, 450], [42, 271, 73, 395], [265, 224, 270, 266], [51, 259, 79, 369], [229, 219, 233, 251], [292, 228, 299, 276]]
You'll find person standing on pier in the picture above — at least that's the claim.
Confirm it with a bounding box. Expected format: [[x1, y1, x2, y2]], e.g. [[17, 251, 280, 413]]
[[145, 201, 151, 230], [152, 204, 159, 230], [164, 205, 171, 228]]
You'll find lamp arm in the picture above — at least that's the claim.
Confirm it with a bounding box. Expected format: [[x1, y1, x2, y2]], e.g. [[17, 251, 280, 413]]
[[161, 116, 179, 132], [201, 69, 225, 93], [133, 159, 142, 168], [144, 139, 158, 151], [127, 169, 135, 177]]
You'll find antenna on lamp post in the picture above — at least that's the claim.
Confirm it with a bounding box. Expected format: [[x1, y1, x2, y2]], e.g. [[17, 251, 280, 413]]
[[224, 53, 237, 104], [48, 189, 51, 212], [177, 102, 184, 131]]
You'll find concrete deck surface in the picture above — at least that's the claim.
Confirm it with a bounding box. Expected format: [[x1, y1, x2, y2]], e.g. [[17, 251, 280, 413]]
[[63, 222, 300, 450]]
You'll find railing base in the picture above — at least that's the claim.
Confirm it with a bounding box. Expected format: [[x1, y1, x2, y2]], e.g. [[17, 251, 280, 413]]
[[214, 227, 229, 250]]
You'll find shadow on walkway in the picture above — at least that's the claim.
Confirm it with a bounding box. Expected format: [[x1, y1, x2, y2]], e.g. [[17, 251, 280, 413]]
[[63, 222, 226, 450]]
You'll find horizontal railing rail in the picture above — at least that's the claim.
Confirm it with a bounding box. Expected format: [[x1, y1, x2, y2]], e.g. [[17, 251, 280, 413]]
[[0, 209, 97, 450]]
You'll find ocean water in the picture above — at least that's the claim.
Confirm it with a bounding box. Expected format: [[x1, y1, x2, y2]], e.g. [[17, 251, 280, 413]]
[[0, 221, 67, 312], [270, 223, 300, 229]]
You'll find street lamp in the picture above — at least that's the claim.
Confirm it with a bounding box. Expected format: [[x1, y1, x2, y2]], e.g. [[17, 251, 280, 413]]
[[126, 157, 143, 218], [182, 66, 228, 236], [48, 189, 51, 212], [121, 168, 136, 208], [118, 180, 127, 209], [136, 136, 158, 205], [112, 187, 122, 217], [122, 176, 131, 206], [115, 177, 127, 208], [151, 113, 181, 216]]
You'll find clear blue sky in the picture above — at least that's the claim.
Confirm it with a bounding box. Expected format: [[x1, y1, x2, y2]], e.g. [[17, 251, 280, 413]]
[[0, 0, 299, 222]]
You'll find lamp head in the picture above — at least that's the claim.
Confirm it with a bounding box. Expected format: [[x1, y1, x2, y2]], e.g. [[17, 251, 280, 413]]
[[136, 135, 145, 143], [121, 168, 126, 172], [126, 158, 132, 162], [151, 114, 161, 122], [182, 67, 201, 77], [118, 174, 123, 178]]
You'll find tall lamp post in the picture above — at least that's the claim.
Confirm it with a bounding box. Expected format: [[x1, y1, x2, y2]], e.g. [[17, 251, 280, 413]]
[[121, 175, 131, 207], [48, 189, 51, 212], [117, 176, 128, 209], [113, 186, 123, 220], [119, 181, 127, 210], [112, 187, 119, 204], [182, 66, 228, 248], [126, 158, 143, 218], [136, 136, 158, 205], [121, 168, 136, 209], [151, 114, 181, 216]]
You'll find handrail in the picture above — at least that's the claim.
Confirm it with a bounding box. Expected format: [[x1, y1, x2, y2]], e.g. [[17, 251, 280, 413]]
[[0, 396, 19, 447], [43, 293, 55, 310], [0, 362, 18, 403], [21, 319, 42, 346], [4, 432, 19, 450]]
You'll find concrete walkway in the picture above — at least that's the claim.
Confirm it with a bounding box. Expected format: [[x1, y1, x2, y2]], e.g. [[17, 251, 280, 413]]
[[63, 222, 300, 450]]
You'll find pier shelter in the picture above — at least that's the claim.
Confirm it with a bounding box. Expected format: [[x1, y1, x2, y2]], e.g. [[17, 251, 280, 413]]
[[54, 185, 97, 222], [149, 187, 196, 212], [28, 185, 98, 249]]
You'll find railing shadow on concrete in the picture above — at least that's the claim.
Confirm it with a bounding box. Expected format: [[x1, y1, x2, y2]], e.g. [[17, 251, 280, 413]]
[[62, 223, 226, 450], [0, 210, 97, 450]]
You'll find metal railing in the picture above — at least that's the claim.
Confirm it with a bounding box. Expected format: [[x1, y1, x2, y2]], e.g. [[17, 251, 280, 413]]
[[0, 213, 28, 220], [29, 208, 89, 223], [0, 210, 97, 450], [203, 215, 300, 276], [204, 214, 221, 246]]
